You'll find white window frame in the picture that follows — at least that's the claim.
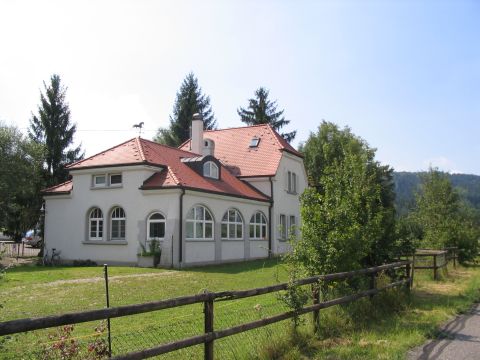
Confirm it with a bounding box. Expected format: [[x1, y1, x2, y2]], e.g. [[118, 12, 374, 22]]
[[221, 209, 244, 240], [203, 161, 219, 179], [109, 173, 122, 186], [147, 212, 166, 241], [186, 205, 214, 240], [93, 174, 107, 188], [287, 171, 297, 194], [88, 208, 103, 240], [249, 211, 268, 240], [110, 207, 126, 240], [279, 214, 287, 240], [288, 215, 296, 237]]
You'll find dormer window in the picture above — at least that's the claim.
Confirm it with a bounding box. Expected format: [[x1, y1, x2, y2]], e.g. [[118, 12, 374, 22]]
[[203, 161, 219, 179], [249, 137, 260, 147]]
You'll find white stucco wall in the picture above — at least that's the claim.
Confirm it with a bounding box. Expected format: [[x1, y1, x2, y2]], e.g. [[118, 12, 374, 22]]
[[180, 191, 270, 266], [44, 165, 181, 266]]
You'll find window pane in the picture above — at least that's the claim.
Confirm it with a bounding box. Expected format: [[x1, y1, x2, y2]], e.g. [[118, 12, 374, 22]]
[[187, 208, 194, 219], [292, 173, 297, 192], [99, 221, 103, 237], [150, 213, 164, 220], [211, 164, 218, 178], [112, 221, 119, 238], [236, 224, 242, 239], [205, 209, 212, 221], [195, 207, 203, 220], [95, 176, 106, 185], [256, 225, 260, 238], [221, 224, 227, 238], [250, 224, 254, 238], [229, 210, 235, 222], [235, 212, 242, 222], [196, 222, 203, 238], [229, 224, 235, 238], [205, 222, 213, 238], [120, 220, 125, 238], [222, 212, 228, 221], [261, 224, 267, 239], [186, 222, 194, 238], [110, 174, 122, 184]]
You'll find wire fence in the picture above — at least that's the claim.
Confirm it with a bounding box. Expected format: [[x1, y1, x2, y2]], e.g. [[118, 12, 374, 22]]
[[0, 242, 40, 258]]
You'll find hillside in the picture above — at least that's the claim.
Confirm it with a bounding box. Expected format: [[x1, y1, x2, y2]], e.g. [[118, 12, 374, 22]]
[[393, 172, 480, 215]]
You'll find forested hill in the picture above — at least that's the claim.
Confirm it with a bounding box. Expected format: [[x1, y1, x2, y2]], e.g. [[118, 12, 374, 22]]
[[394, 172, 480, 215]]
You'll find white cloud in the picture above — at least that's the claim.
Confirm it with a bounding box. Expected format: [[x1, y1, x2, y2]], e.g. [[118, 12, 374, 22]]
[[422, 156, 461, 173]]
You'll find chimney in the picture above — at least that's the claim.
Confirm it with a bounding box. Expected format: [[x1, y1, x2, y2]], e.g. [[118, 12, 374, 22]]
[[190, 113, 203, 155]]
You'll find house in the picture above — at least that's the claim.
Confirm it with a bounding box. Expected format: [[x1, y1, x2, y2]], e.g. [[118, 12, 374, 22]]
[[43, 114, 307, 267]]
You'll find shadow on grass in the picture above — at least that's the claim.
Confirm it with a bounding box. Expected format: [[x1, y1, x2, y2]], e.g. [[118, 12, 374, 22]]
[[185, 258, 282, 274]]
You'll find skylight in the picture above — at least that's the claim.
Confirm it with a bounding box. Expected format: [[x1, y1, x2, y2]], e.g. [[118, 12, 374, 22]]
[[249, 137, 260, 147]]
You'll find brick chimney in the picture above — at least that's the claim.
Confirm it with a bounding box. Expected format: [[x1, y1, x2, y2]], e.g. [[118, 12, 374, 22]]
[[190, 113, 203, 155]]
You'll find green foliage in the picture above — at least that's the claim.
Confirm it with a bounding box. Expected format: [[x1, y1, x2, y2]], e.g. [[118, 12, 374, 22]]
[[154, 73, 216, 147], [29, 74, 84, 187], [297, 122, 397, 276], [0, 124, 45, 241], [237, 87, 296, 142]]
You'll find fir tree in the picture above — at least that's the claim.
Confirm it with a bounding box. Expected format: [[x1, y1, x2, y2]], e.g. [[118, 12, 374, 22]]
[[155, 73, 216, 147], [29, 74, 83, 186], [237, 87, 296, 142]]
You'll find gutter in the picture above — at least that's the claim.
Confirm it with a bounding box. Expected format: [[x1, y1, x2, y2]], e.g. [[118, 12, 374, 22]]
[[269, 177, 274, 257], [178, 188, 185, 266]]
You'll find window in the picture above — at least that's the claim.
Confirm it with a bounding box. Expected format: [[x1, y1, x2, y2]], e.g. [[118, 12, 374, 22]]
[[289, 215, 296, 237], [110, 207, 126, 240], [148, 212, 165, 240], [89, 208, 103, 240], [279, 214, 287, 240], [287, 171, 297, 194], [249, 211, 268, 239], [110, 174, 122, 186], [249, 137, 260, 147], [93, 175, 106, 187], [203, 161, 219, 179], [221, 209, 243, 240], [186, 206, 214, 240]]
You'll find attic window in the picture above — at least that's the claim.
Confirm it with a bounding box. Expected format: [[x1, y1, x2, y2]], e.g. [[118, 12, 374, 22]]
[[203, 161, 219, 179], [249, 137, 260, 147]]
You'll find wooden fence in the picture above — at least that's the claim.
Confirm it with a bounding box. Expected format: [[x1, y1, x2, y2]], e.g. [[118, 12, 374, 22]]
[[413, 247, 457, 280], [0, 261, 411, 360]]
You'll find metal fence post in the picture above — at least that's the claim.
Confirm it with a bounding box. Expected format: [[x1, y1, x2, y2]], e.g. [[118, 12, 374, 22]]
[[204, 291, 214, 360], [433, 254, 438, 280], [312, 284, 320, 333], [104, 264, 112, 357]]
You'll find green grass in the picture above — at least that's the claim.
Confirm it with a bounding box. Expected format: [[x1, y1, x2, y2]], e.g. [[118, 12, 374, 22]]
[[1, 261, 480, 359]]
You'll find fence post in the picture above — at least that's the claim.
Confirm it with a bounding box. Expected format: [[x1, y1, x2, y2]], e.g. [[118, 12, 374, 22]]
[[405, 262, 411, 294], [103, 264, 112, 358], [369, 272, 376, 300], [204, 291, 214, 360], [433, 254, 438, 280], [411, 255, 415, 289], [453, 248, 457, 269], [312, 284, 320, 333], [22, 242, 24, 257]]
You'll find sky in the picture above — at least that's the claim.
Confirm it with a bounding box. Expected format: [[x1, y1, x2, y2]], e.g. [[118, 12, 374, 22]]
[[1, 0, 479, 174]]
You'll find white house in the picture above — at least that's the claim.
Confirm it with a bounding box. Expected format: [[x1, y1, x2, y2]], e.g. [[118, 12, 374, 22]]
[[43, 115, 307, 267]]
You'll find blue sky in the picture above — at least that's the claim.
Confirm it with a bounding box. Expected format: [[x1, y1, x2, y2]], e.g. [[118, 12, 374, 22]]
[[1, 0, 479, 174]]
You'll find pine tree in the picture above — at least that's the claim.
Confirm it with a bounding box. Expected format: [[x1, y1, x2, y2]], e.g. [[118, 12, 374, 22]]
[[155, 73, 216, 147], [237, 87, 296, 142], [29, 74, 83, 186]]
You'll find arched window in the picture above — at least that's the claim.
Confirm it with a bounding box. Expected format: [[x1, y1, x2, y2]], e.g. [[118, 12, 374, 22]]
[[89, 208, 103, 240], [203, 161, 219, 179], [110, 207, 126, 240], [221, 209, 243, 240], [249, 211, 267, 240], [148, 212, 166, 240], [186, 205, 214, 240]]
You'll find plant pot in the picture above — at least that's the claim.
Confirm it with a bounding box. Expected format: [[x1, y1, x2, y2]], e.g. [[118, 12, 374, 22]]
[[137, 255, 155, 268]]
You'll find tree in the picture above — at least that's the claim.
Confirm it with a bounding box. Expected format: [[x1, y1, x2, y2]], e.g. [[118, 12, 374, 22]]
[[29, 74, 83, 187], [293, 121, 396, 277], [0, 123, 44, 242], [155, 73, 216, 147], [237, 87, 296, 142]]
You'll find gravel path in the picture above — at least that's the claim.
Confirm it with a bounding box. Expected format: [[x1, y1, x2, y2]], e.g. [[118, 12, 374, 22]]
[[407, 303, 480, 360]]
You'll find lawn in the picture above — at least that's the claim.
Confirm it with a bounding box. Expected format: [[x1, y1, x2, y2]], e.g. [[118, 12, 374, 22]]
[[1, 260, 480, 359]]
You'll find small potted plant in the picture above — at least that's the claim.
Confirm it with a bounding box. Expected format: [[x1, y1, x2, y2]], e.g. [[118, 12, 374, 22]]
[[137, 239, 162, 268]]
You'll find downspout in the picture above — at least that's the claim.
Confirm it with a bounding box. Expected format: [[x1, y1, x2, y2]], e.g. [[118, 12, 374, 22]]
[[178, 188, 185, 266], [269, 177, 274, 257]]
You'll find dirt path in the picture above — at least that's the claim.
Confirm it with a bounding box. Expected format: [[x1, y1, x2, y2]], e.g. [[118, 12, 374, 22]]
[[44, 271, 177, 286], [407, 303, 480, 360]]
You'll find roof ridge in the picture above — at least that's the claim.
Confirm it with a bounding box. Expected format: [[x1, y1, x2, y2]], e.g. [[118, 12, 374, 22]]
[[67, 137, 137, 168], [139, 137, 199, 156], [167, 166, 181, 186], [136, 137, 147, 162], [203, 123, 270, 133]]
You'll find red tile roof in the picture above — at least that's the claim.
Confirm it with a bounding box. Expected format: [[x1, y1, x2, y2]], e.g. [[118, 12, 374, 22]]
[[43, 180, 73, 195], [45, 137, 269, 202], [179, 124, 302, 177]]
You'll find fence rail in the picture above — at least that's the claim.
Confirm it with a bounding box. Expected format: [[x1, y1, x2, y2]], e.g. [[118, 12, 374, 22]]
[[0, 241, 40, 258], [413, 248, 457, 280], [0, 261, 412, 359]]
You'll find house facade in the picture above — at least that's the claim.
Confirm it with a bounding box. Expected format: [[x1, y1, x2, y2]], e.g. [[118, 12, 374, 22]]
[[43, 116, 307, 267]]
